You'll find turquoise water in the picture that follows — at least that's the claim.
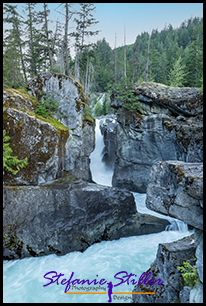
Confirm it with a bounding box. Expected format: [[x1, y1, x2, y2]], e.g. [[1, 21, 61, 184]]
[[3, 117, 192, 303], [3, 228, 191, 303]]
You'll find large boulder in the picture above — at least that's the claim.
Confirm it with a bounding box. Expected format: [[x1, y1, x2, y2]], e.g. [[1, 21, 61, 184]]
[[111, 82, 203, 118], [146, 160, 203, 230], [3, 177, 169, 260], [133, 82, 203, 118]]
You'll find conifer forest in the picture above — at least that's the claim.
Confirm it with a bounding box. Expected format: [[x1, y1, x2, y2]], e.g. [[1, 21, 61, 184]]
[[3, 3, 203, 98]]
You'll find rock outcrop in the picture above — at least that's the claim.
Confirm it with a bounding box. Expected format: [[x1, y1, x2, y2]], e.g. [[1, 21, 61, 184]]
[[108, 82, 203, 192], [111, 82, 203, 118], [3, 106, 69, 185], [146, 161, 203, 230], [3, 176, 169, 260], [131, 160, 203, 303], [132, 235, 196, 303], [3, 72, 95, 185]]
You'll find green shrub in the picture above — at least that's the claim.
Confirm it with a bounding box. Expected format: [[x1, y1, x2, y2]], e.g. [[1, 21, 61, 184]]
[[35, 93, 59, 118], [178, 261, 201, 289]]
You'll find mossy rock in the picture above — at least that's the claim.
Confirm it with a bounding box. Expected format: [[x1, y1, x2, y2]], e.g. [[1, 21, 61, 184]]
[[3, 107, 69, 185]]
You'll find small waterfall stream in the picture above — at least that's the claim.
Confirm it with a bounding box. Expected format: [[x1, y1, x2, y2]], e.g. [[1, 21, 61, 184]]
[[3, 116, 192, 303]]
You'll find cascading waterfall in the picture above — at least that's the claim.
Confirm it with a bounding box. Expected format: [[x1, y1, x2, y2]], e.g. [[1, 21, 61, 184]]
[[90, 118, 114, 186], [3, 116, 192, 303]]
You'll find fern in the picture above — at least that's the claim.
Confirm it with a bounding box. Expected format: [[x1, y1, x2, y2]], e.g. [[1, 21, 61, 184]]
[[3, 129, 28, 175]]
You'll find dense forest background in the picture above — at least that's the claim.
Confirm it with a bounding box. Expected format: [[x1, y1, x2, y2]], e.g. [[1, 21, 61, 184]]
[[3, 3, 203, 96]]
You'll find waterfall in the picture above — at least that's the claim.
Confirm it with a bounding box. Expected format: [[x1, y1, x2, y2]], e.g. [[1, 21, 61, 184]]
[[3, 116, 192, 303], [90, 118, 113, 186], [165, 220, 188, 232]]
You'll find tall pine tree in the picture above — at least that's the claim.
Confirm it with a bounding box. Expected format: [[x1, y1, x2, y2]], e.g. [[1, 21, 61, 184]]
[[3, 3, 27, 84]]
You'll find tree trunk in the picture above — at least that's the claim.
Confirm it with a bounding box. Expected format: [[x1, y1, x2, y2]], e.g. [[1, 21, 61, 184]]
[[14, 22, 27, 83], [64, 3, 70, 76], [145, 33, 150, 82], [124, 25, 126, 80], [43, 3, 53, 67], [28, 3, 36, 77]]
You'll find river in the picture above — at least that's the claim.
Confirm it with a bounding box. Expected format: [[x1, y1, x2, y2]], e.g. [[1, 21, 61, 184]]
[[3, 117, 192, 303]]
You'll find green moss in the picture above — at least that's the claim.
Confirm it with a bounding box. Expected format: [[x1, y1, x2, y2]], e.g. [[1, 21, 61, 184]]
[[33, 113, 69, 134], [75, 98, 86, 112], [82, 104, 95, 126], [3, 87, 38, 110]]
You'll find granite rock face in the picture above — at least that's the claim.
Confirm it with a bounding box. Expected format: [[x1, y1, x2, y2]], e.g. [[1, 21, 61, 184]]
[[146, 160, 203, 230], [3, 177, 169, 260], [131, 235, 196, 303], [27, 72, 95, 182], [108, 82, 203, 193], [107, 111, 202, 193]]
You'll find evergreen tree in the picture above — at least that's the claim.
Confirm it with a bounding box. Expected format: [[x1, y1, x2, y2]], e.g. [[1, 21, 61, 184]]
[[3, 32, 24, 88], [23, 3, 40, 77], [3, 3, 27, 84], [36, 3, 55, 69], [184, 19, 203, 87], [168, 56, 186, 87]]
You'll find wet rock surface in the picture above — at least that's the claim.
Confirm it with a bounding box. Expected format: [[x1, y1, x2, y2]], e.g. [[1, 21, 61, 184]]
[[3, 177, 169, 260]]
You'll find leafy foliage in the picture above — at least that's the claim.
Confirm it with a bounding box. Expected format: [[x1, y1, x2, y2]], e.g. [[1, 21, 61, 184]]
[[178, 261, 201, 289], [3, 129, 28, 175]]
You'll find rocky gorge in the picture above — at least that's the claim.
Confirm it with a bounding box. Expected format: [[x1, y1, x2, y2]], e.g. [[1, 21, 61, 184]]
[[3, 74, 169, 260], [3, 77, 203, 303]]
